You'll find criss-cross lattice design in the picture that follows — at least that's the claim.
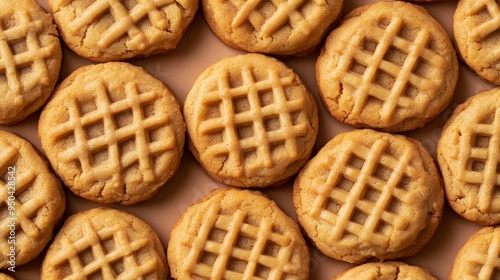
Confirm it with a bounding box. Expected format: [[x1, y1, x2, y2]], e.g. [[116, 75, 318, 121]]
[[50, 220, 159, 279], [468, 0, 500, 43], [461, 229, 500, 279], [331, 16, 447, 121], [0, 10, 55, 104], [48, 79, 176, 191], [457, 103, 500, 213], [180, 203, 302, 279], [308, 137, 423, 246], [0, 139, 50, 256], [229, 0, 327, 39], [197, 66, 308, 177], [68, 0, 179, 49]]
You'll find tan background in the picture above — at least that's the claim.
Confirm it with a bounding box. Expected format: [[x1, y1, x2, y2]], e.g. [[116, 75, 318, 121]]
[[1, 0, 491, 278]]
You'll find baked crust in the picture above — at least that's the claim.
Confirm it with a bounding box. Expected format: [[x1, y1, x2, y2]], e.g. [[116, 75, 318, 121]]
[[449, 226, 500, 279], [202, 0, 344, 56], [49, 0, 198, 61], [168, 187, 310, 279], [0, 0, 62, 125], [454, 0, 500, 85], [184, 53, 318, 188], [0, 130, 66, 268], [334, 261, 438, 279], [294, 129, 444, 263], [437, 87, 500, 225], [39, 62, 185, 205], [316, 1, 458, 132], [41, 207, 168, 279]]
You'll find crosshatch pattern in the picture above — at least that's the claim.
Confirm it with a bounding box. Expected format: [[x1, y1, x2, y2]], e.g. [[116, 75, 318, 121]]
[[180, 203, 302, 279], [48, 79, 176, 192], [468, 0, 500, 43], [228, 0, 326, 39], [458, 105, 500, 213], [309, 137, 422, 247], [331, 16, 446, 121], [0, 140, 50, 258], [460, 229, 500, 280], [197, 66, 308, 177], [49, 220, 158, 279], [67, 0, 181, 49], [0, 10, 55, 104]]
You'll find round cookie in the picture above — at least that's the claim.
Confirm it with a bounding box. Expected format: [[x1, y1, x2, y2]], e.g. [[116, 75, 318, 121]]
[[450, 226, 500, 280], [401, 0, 443, 2], [0, 0, 62, 125], [454, 0, 500, 85], [316, 1, 458, 132], [38, 62, 185, 205], [184, 53, 318, 188], [41, 207, 168, 279], [293, 129, 444, 264], [49, 0, 198, 62], [437, 88, 500, 225], [0, 130, 66, 268], [167, 187, 310, 279], [202, 0, 344, 56], [334, 261, 438, 280]]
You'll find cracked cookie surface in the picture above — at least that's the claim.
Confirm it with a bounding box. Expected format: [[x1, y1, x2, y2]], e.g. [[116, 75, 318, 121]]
[[202, 0, 343, 56], [184, 53, 318, 188], [41, 207, 168, 280], [437, 87, 500, 225], [38, 62, 185, 205], [334, 261, 437, 279], [293, 129, 444, 263], [0, 130, 66, 268], [49, 0, 198, 61], [316, 1, 458, 132], [454, 0, 500, 85], [449, 226, 500, 280], [167, 187, 310, 280], [0, 0, 62, 125]]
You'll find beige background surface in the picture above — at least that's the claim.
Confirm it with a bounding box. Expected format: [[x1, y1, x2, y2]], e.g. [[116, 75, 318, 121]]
[[1, 0, 491, 279]]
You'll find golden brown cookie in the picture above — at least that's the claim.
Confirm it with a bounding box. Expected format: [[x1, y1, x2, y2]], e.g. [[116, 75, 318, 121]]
[[454, 0, 500, 85], [41, 207, 168, 280], [437, 87, 500, 225], [0, 130, 66, 269], [202, 0, 344, 56], [334, 261, 438, 280], [184, 53, 318, 188], [38, 62, 185, 205], [450, 226, 500, 280], [401, 0, 443, 2], [168, 187, 310, 279], [0, 0, 62, 125], [316, 1, 458, 132], [293, 129, 444, 263], [0, 273, 14, 280], [49, 0, 198, 62]]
